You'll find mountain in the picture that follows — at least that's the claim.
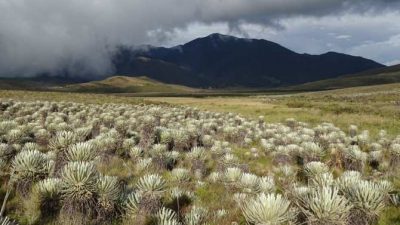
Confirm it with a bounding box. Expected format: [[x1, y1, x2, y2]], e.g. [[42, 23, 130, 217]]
[[112, 33, 385, 88], [111, 54, 204, 87], [62, 76, 198, 94], [1, 34, 387, 90], [282, 64, 400, 91]]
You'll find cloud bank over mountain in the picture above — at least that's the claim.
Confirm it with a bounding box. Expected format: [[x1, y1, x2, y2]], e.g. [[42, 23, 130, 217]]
[[0, 0, 399, 77]]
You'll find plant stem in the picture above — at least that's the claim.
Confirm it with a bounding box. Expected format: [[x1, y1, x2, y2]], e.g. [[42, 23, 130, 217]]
[[0, 188, 10, 217]]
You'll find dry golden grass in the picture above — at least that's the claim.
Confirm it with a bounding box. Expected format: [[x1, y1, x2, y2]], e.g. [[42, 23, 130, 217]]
[[147, 83, 400, 136]]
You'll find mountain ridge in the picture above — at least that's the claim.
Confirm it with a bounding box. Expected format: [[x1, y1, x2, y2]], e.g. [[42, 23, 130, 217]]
[[113, 33, 384, 88], [1, 33, 386, 89]]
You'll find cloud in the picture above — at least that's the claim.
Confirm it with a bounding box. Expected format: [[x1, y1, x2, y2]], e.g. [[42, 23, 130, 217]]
[[350, 34, 400, 65], [0, 0, 399, 77], [336, 35, 351, 40], [386, 60, 400, 66]]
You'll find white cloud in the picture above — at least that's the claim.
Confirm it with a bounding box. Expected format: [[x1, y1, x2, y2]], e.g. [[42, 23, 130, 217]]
[[386, 60, 400, 66], [350, 34, 400, 65], [165, 12, 400, 65], [0, 0, 399, 76], [336, 35, 351, 39]]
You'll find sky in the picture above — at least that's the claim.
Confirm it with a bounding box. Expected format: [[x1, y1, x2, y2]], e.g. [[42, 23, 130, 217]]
[[0, 0, 400, 77]]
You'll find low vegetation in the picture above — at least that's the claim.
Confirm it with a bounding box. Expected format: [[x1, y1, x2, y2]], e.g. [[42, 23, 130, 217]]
[[0, 93, 399, 224], [148, 83, 400, 135]]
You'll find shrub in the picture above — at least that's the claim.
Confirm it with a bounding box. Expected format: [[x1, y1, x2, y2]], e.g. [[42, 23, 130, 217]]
[[184, 206, 208, 225], [136, 174, 167, 197], [299, 187, 352, 225], [65, 142, 97, 162], [241, 193, 295, 225], [10, 150, 49, 196], [60, 161, 98, 222], [343, 180, 386, 225], [156, 207, 181, 225], [96, 175, 121, 217], [0, 216, 18, 225], [136, 174, 167, 213], [123, 192, 142, 218], [35, 178, 62, 210]]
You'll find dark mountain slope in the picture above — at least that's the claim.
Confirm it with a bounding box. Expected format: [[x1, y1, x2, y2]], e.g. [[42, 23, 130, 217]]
[[283, 64, 400, 91], [112, 48, 207, 87], [342, 63, 400, 77], [113, 33, 385, 88]]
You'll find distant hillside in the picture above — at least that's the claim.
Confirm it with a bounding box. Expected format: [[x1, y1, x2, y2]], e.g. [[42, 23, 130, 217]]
[[113, 33, 385, 88], [0, 77, 65, 91], [63, 76, 198, 93], [111, 56, 206, 87], [285, 64, 400, 91], [0, 78, 38, 90], [0, 75, 90, 91], [342, 64, 400, 77]]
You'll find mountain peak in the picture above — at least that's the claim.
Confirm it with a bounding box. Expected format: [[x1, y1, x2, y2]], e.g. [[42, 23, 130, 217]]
[[322, 51, 343, 56], [113, 34, 385, 88], [206, 33, 239, 40], [184, 33, 242, 47]]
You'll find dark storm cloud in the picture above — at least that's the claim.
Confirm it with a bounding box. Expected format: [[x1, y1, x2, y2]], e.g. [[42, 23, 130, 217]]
[[0, 0, 399, 77]]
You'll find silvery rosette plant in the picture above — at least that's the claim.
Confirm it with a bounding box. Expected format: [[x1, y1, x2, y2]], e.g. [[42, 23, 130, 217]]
[[10, 150, 50, 195], [1, 100, 399, 225], [241, 193, 296, 225], [60, 161, 98, 220], [135, 174, 167, 213], [299, 187, 352, 225]]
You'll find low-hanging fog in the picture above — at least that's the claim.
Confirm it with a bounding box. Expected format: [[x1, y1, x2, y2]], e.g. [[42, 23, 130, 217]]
[[0, 0, 399, 78]]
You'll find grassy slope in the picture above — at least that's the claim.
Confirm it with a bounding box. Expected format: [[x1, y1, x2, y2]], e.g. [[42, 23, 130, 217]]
[[0, 78, 52, 90], [147, 83, 400, 136], [63, 76, 199, 93], [0, 76, 79, 91], [284, 64, 400, 91]]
